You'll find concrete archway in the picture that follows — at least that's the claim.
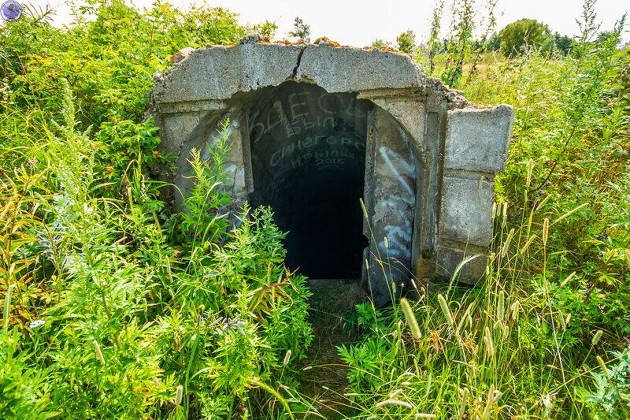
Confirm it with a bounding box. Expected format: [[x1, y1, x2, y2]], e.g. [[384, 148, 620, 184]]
[[152, 38, 513, 305]]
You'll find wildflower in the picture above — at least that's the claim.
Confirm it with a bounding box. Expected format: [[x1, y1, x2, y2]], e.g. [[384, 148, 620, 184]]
[[29, 319, 45, 329]]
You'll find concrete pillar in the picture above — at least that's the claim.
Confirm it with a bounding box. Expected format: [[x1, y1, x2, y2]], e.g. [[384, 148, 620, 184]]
[[437, 105, 513, 282], [365, 107, 417, 305]]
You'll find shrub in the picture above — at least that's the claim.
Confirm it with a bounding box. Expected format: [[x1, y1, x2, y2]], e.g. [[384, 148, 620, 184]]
[[1, 28, 312, 419]]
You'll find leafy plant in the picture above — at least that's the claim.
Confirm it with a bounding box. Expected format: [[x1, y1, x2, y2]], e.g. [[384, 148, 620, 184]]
[[1, 64, 312, 420], [288, 16, 311, 41], [582, 348, 630, 418]]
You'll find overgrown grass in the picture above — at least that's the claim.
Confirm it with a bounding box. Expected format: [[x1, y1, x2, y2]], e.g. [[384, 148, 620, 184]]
[[1, 0, 628, 418], [1, 81, 314, 418], [340, 191, 627, 417], [338, 17, 629, 419]]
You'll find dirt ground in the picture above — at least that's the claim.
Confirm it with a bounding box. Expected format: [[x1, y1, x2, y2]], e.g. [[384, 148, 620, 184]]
[[297, 280, 368, 418]]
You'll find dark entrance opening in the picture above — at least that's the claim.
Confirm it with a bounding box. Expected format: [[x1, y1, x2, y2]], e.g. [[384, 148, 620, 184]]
[[246, 82, 371, 279]]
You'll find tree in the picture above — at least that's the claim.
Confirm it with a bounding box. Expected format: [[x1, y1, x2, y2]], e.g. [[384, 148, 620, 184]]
[[498, 18, 551, 57], [484, 32, 500, 51], [396, 30, 416, 55], [289, 16, 310, 41], [553, 32, 575, 55]]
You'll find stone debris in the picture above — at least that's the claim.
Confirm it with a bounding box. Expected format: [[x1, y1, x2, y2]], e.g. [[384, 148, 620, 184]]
[[170, 47, 195, 64]]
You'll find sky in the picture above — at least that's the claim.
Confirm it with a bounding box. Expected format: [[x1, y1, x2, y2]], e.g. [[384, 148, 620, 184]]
[[18, 0, 630, 46]]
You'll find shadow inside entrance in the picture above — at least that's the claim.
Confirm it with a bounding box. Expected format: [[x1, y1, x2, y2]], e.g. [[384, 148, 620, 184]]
[[247, 81, 371, 281]]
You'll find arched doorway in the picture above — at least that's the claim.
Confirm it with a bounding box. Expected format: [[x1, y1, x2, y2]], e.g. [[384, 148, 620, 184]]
[[152, 41, 514, 304], [246, 82, 371, 279]]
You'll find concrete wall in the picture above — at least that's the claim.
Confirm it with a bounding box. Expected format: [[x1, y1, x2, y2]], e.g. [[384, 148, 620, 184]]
[[152, 38, 513, 305]]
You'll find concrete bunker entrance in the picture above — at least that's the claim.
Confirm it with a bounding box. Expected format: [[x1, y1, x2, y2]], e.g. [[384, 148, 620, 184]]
[[152, 41, 514, 305], [246, 82, 372, 279]]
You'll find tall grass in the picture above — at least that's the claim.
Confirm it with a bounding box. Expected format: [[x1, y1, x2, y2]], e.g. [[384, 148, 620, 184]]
[[340, 183, 626, 417], [338, 12, 628, 419], [0, 82, 314, 418]]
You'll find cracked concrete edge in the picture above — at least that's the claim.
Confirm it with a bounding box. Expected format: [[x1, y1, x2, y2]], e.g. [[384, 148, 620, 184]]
[[152, 41, 427, 105], [153, 43, 302, 104], [295, 44, 425, 92], [426, 77, 470, 110]]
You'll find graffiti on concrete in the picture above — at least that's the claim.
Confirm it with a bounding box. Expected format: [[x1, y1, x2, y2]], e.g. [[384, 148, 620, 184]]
[[152, 40, 514, 305]]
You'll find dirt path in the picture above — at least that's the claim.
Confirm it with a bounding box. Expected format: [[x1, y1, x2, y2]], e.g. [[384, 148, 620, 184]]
[[297, 280, 368, 418]]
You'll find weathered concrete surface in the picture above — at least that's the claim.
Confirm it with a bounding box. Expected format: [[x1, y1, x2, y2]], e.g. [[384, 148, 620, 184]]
[[153, 43, 425, 108], [295, 46, 425, 92], [153, 44, 301, 104], [152, 39, 514, 305], [437, 105, 513, 283], [440, 176, 495, 246], [435, 245, 488, 280], [365, 107, 417, 303], [444, 105, 514, 173]]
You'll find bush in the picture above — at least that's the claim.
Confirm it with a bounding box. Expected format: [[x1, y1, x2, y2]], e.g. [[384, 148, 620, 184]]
[[1, 3, 312, 417], [1, 85, 313, 417]]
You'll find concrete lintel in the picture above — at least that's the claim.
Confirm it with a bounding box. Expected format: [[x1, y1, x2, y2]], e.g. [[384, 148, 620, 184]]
[[296, 45, 425, 93], [153, 44, 302, 103]]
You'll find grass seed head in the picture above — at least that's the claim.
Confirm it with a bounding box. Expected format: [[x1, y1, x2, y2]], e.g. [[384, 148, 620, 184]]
[[437, 294, 454, 327], [484, 326, 495, 358], [400, 298, 422, 340], [92, 340, 105, 366], [175, 384, 183, 405], [283, 349, 292, 365]]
